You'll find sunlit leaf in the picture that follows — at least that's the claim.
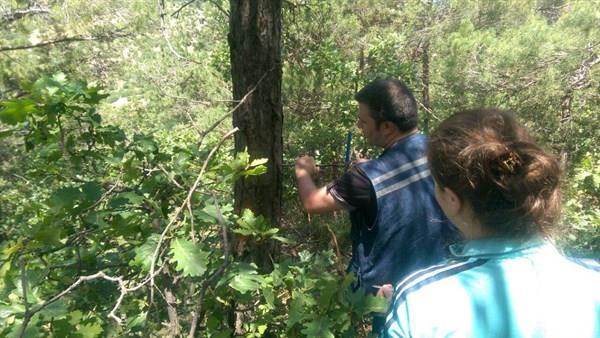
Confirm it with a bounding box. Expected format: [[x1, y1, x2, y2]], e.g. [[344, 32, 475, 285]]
[[132, 234, 160, 272], [0, 99, 37, 125], [170, 238, 209, 277]]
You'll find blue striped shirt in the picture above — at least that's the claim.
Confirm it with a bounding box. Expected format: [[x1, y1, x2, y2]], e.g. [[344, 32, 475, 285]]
[[384, 237, 600, 338]]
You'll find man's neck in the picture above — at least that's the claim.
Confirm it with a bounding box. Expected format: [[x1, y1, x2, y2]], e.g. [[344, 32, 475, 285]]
[[383, 128, 418, 149]]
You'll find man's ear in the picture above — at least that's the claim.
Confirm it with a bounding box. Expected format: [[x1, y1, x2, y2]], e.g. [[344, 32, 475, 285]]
[[380, 121, 397, 134]]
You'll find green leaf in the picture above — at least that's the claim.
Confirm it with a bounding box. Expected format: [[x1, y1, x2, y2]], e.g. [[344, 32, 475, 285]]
[[228, 264, 263, 294], [0, 304, 24, 319], [80, 181, 102, 207], [51, 318, 78, 338], [236, 209, 263, 233], [39, 300, 68, 319], [109, 192, 144, 208], [201, 204, 219, 222], [301, 318, 334, 338], [33, 224, 63, 246], [83, 87, 110, 104], [169, 238, 209, 277], [362, 293, 390, 314], [0, 99, 37, 125], [272, 235, 295, 244], [244, 166, 267, 176], [249, 158, 268, 167], [126, 311, 147, 330], [83, 211, 109, 227], [232, 228, 255, 236], [212, 330, 233, 338], [132, 235, 160, 272], [78, 322, 103, 338], [229, 273, 264, 294], [48, 187, 82, 213], [287, 295, 305, 328], [263, 287, 275, 307], [194, 209, 217, 223]]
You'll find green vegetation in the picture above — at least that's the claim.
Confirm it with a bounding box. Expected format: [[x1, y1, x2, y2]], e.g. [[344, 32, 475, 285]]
[[1, 0, 598, 336]]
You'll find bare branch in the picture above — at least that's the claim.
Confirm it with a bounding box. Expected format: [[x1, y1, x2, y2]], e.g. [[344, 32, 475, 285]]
[[157, 165, 185, 190], [173, 0, 229, 18], [171, 0, 199, 17], [158, 0, 201, 64], [19, 264, 166, 334], [207, 0, 230, 17], [0, 31, 130, 53], [1, 5, 50, 25]]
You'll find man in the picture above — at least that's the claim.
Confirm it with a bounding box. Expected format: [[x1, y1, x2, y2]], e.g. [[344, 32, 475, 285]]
[[295, 78, 459, 329]]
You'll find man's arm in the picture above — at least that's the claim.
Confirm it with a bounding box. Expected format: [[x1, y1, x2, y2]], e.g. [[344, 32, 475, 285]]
[[295, 155, 344, 214]]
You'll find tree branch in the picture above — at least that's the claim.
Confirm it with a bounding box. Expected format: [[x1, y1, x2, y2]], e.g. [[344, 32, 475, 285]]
[[158, 0, 201, 64], [171, 0, 199, 17], [1, 6, 50, 25], [17, 264, 166, 336], [0, 31, 130, 53], [173, 0, 229, 17]]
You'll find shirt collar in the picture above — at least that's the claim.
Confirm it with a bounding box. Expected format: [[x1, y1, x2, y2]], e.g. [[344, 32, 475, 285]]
[[449, 236, 547, 258], [381, 132, 421, 155]]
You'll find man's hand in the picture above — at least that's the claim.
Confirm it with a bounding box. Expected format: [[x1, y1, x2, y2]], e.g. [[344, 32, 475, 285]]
[[295, 155, 319, 177], [294, 155, 343, 214]]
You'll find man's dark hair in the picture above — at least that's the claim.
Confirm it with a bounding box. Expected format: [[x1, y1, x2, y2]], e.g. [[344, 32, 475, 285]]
[[354, 78, 418, 132]]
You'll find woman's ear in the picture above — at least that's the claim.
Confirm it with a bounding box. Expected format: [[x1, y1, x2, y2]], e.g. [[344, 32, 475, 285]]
[[441, 186, 462, 218]]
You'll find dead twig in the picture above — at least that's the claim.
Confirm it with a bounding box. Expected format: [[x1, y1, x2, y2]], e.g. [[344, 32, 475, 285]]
[[1, 5, 49, 25], [158, 0, 201, 64], [171, 0, 198, 17], [18, 265, 164, 335]]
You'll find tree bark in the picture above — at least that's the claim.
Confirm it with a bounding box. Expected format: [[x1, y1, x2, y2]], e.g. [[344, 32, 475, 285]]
[[228, 0, 282, 268], [228, 2, 282, 334]]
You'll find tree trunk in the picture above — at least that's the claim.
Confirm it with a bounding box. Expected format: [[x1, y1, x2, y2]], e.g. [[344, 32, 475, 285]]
[[228, 0, 282, 267]]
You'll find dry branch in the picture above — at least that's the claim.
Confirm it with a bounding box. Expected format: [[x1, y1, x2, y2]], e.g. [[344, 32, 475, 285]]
[[18, 266, 164, 336], [0, 31, 130, 53], [158, 0, 201, 64], [1, 5, 49, 25]]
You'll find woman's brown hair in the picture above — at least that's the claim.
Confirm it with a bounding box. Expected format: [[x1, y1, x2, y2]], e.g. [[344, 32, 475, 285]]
[[428, 109, 562, 237]]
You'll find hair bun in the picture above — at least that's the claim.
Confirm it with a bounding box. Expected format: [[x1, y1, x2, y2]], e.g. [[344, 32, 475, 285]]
[[460, 142, 518, 190], [428, 109, 562, 237]]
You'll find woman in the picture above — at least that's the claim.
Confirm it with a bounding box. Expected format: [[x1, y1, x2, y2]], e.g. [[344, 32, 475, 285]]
[[383, 109, 600, 337]]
